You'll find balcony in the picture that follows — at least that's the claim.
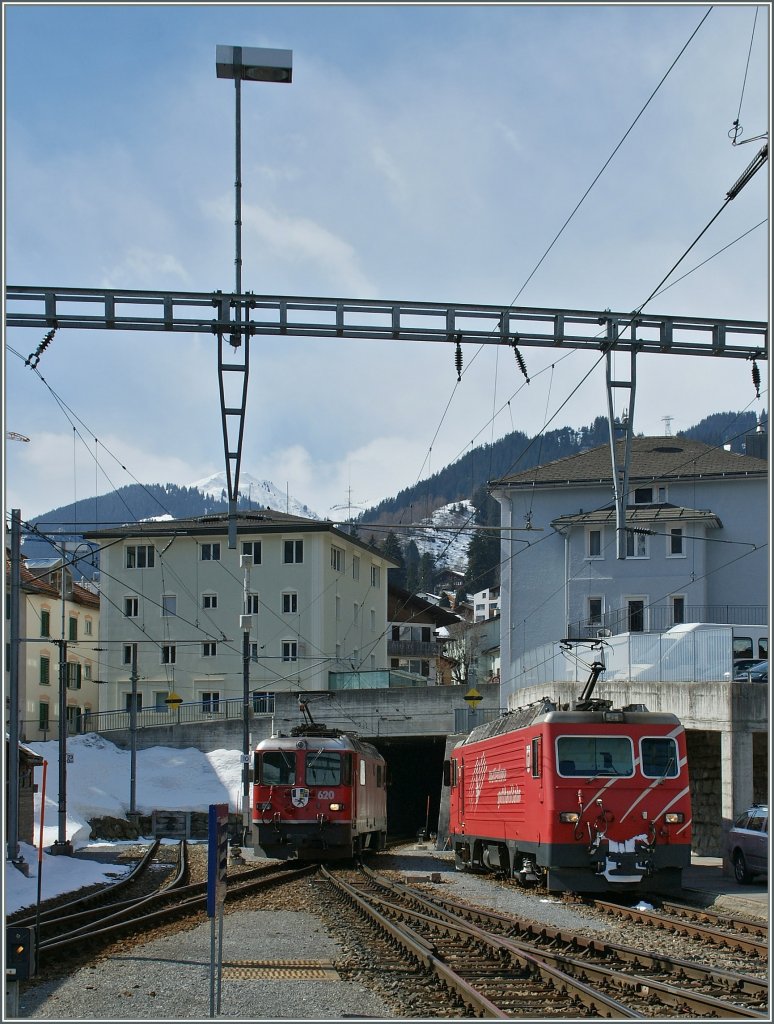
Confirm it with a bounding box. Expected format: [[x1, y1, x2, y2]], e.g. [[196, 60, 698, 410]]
[[387, 640, 443, 658], [567, 604, 768, 639]]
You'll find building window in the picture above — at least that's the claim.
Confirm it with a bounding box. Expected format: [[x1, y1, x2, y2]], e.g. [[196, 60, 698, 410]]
[[626, 531, 648, 558], [352, 555, 360, 581], [246, 594, 260, 614], [671, 596, 686, 625], [39, 703, 50, 731], [331, 545, 344, 572], [40, 656, 50, 686], [125, 692, 142, 712], [83, 663, 92, 680], [202, 691, 220, 713], [282, 592, 298, 614], [252, 691, 274, 714], [588, 598, 603, 626], [84, 619, 93, 635], [126, 544, 155, 569], [124, 597, 139, 618], [40, 610, 50, 637], [370, 609, 376, 631], [201, 543, 221, 561], [162, 594, 177, 617], [203, 642, 217, 657], [282, 640, 298, 662], [587, 529, 602, 558], [123, 644, 134, 666], [633, 487, 653, 504], [68, 616, 78, 641], [202, 593, 218, 609], [242, 541, 262, 564], [284, 540, 303, 564], [668, 528, 685, 557], [250, 642, 262, 661], [161, 644, 176, 665], [370, 565, 381, 588], [66, 662, 82, 689]]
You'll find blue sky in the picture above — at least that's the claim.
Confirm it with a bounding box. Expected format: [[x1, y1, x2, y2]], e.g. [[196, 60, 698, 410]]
[[3, 3, 770, 521]]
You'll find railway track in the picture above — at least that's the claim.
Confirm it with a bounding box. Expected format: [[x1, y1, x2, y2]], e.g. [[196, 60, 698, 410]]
[[594, 896, 769, 956], [317, 865, 768, 1018], [13, 845, 314, 969]]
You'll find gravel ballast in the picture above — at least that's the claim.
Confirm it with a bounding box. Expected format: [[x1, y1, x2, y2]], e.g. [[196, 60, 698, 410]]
[[12, 841, 765, 1020]]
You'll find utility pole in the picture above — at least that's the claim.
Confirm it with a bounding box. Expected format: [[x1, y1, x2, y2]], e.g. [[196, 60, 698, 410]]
[[7, 510, 23, 865], [53, 546, 72, 855], [239, 552, 253, 843], [130, 643, 138, 814]]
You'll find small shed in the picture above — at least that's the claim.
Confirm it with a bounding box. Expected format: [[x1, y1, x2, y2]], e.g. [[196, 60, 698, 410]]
[[5, 738, 45, 846]]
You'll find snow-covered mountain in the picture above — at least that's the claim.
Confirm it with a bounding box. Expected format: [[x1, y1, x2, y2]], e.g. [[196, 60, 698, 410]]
[[188, 472, 322, 520], [394, 500, 475, 572]]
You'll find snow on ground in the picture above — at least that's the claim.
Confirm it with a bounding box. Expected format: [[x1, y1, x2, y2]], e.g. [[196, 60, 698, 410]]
[[5, 734, 243, 915]]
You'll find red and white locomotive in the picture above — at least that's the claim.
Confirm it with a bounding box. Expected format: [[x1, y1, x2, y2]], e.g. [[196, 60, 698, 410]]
[[447, 668, 692, 893], [252, 704, 387, 861]]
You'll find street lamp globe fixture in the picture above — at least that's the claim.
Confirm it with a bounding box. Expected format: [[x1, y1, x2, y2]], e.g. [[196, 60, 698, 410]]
[[216, 45, 292, 83]]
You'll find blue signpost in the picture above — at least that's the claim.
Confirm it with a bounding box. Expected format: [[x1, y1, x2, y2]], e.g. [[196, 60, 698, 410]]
[[207, 803, 229, 1017]]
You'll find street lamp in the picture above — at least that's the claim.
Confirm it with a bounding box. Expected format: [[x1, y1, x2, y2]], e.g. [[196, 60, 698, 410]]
[[215, 44, 293, 549], [215, 45, 292, 302]]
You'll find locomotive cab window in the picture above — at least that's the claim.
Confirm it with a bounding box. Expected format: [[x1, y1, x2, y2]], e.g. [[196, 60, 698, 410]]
[[556, 736, 634, 777], [305, 751, 343, 787], [260, 750, 296, 785], [640, 737, 679, 778], [359, 759, 366, 786]]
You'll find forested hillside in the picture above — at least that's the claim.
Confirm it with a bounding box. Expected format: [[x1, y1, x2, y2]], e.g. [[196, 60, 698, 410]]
[[359, 410, 763, 528]]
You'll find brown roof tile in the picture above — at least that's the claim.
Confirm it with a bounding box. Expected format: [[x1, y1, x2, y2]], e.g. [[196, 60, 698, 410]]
[[493, 436, 768, 488]]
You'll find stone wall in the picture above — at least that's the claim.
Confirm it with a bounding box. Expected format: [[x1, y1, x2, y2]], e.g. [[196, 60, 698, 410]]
[[685, 730, 721, 855]]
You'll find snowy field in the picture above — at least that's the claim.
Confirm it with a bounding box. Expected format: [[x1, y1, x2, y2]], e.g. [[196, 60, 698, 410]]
[[6, 733, 243, 914]]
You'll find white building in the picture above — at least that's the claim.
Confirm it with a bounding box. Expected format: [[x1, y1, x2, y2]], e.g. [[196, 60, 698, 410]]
[[85, 512, 395, 713], [491, 436, 769, 702], [472, 585, 500, 622]]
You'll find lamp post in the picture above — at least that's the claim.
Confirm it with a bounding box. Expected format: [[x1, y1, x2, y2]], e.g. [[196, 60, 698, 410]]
[[215, 44, 292, 549]]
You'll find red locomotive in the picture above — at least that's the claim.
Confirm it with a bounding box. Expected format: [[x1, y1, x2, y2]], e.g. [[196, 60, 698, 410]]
[[252, 702, 387, 861], [446, 656, 692, 894]]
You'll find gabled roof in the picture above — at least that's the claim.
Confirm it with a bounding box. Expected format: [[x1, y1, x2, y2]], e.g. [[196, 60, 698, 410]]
[[388, 584, 460, 626], [552, 502, 722, 529], [5, 550, 100, 608], [491, 436, 768, 489]]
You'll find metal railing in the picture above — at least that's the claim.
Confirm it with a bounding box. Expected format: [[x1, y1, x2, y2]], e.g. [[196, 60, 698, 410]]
[[566, 605, 768, 639], [81, 694, 275, 735], [387, 640, 443, 657]]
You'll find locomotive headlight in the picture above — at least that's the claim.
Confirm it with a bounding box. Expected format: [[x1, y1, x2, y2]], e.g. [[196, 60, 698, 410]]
[[664, 812, 684, 824], [559, 811, 580, 823], [329, 803, 345, 811], [603, 711, 624, 722]]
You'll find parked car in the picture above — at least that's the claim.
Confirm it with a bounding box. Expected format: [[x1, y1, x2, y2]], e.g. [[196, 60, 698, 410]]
[[732, 660, 768, 682], [726, 804, 768, 884]]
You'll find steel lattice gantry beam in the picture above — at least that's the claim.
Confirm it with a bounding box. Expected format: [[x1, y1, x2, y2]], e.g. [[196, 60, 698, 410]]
[[7, 284, 768, 553], [5, 285, 769, 356]]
